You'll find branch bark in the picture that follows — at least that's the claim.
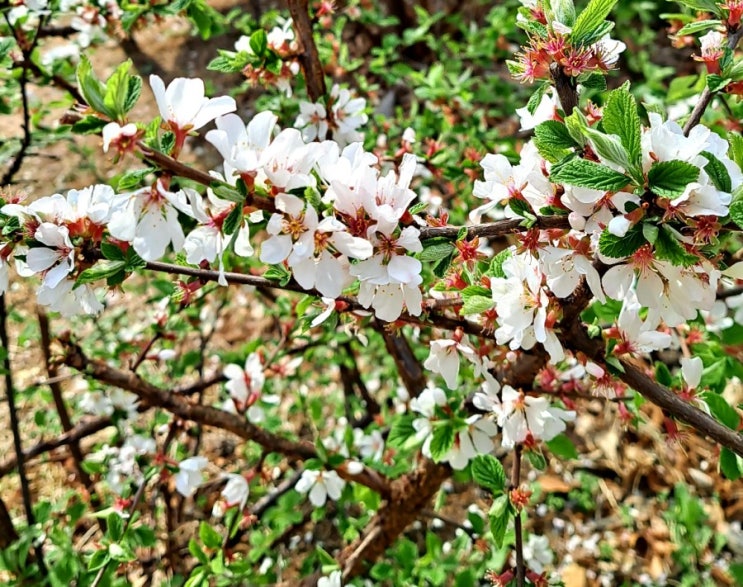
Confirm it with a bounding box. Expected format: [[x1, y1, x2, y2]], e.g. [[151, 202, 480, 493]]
[[287, 0, 326, 101]]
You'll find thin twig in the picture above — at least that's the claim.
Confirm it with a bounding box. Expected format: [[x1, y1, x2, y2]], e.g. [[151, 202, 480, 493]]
[[37, 309, 104, 529], [0, 296, 46, 574], [683, 26, 743, 135], [287, 0, 326, 101], [511, 445, 524, 587]]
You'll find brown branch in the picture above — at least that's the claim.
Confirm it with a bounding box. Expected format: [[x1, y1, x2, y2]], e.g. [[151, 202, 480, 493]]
[[37, 310, 103, 519], [60, 338, 390, 497], [683, 26, 743, 135], [0, 495, 19, 549], [418, 214, 570, 241], [563, 320, 743, 457], [549, 62, 579, 117], [511, 446, 525, 587], [0, 416, 114, 478], [287, 0, 326, 101]]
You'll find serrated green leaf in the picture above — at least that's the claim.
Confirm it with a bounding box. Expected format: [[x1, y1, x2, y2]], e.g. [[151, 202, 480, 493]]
[[602, 87, 641, 169], [76, 55, 113, 118], [577, 72, 608, 91], [124, 75, 142, 114], [125, 248, 146, 271], [387, 414, 417, 449], [701, 151, 732, 192], [571, 0, 618, 46], [707, 74, 731, 92], [429, 424, 456, 462], [461, 285, 491, 298], [210, 182, 245, 203], [526, 448, 547, 470], [264, 264, 292, 286], [107, 513, 123, 542], [648, 160, 699, 198], [103, 60, 135, 123], [490, 248, 512, 278], [188, 539, 209, 565], [419, 241, 455, 262], [249, 29, 268, 57], [488, 494, 512, 549], [116, 168, 151, 191], [534, 120, 579, 163], [653, 225, 698, 266], [471, 454, 506, 493], [598, 225, 645, 258], [676, 19, 722, 36], [550, 158, 630, 191], [462, 295, 494, 315], [584, 127, 633, 172], [222, 204, 242, 236], [730, 198, 743, 229], [71, 115, 109, 135], [101, 242, 125, 261], [545, 434, 579, 459]]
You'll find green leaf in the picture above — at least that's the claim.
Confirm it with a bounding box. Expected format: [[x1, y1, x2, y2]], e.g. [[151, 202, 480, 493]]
[[704, 392, 740, 430], [701, 151, 732, 192], [264, 264, 291, 286], [526, 82, 550, 115], [526, 448, 547, 470], [676, 19, 723, 36], [76, 55, 113, 118], [577, 72, 608, 91], [719, 448, 743, 481], [509, 198, 536, 224], [602, 86, 641, 168], [76, 261, 126, 285], [490, 248, 512, 278], [730, 198, 743, 229], [124, 75, 142, 114], [471, 454, 506, 493], [653, 225, 698, 267], [545, 434, 579, 459], [189, 539, 209, 565], [222, 204, 242, 236], [571, 0, 619, 46], [387, 414, 417, 449], [199, 521, 222, 550], [550, 158, 630, 191], [108, 513, 124, 542], [647, 160, 699, 198], [116, 168, 151, 191], [87, 549, 110, 572], [249, 29, 268, 57], [598, 225, 645, 259], [71, 115, 109, 135], [462, 295, 494, 315], [488, 494, 512, 548], [534, 120, 579, 163], [103, 60, 136, 122], [654, 362, 672, 387], [707, 74, 731, 92], [729, 133, 743, 170], [125, 248, 146, 271], [432, 250, 455, 278], [210, 182, 245, 204], [584, 127, 633, 172], [429, 424, 456, 462], [419, 241, 455, 262]]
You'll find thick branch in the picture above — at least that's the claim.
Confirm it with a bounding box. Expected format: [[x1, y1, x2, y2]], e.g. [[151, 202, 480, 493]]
[[564, 320, 743, 457], [60, 338, 390, 496]]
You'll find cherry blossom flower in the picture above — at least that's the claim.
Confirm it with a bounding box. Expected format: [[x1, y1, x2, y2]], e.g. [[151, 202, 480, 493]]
[[179, 187, 253, 286], [423, 338, 477, 390], [175, 457, 209, 497], [107, 182, 188, 262], [295, 469, 346, 507], [446, 416, 498, 470], [317, 570, 342, 587], [26, 223, 75, 288], [205, 111, 277, 181], [36, 278, 103, 316], [470, 143, 551, 223], [354, 429, 385, 461], [540, 241, 605, 303], [149, 74, 236, 134], [474, 377, 575, 448], [515, 89, 558, 131], [294, 102, 328, 142], [613, 293, 672, 355], [102, 122, 138, 154], [523, 534, 554, 574], [330, 84, 368, 146], [357, 281, 423, 322], [411, 385, 448, 456], [212, 473, 250, 517], [224, 353, 265, 412]]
